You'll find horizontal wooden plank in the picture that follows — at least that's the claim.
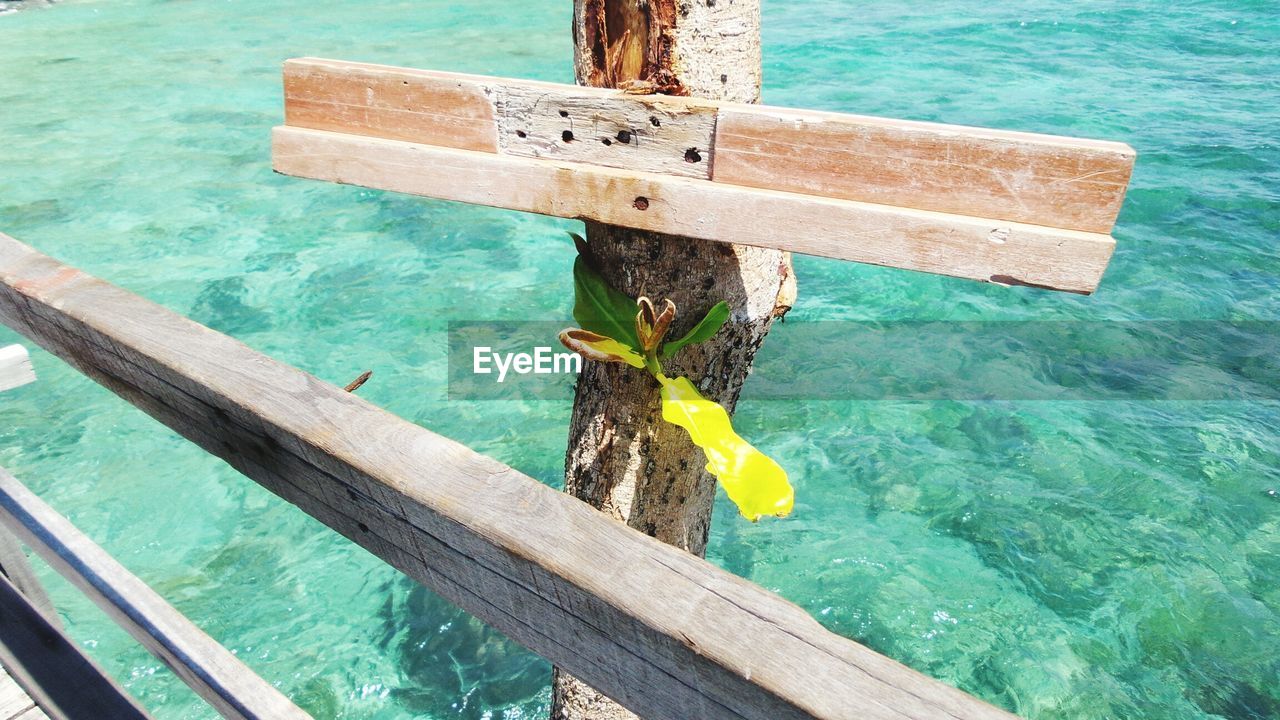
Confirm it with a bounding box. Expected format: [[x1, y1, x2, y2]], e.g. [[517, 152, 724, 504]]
[[285, 58, 498, 153], [714, 106, 1135, 234], [0, 232, 1018, 720], [0, 468, 312, 720], [0, 573, 153, 720], [282, 58, 1135, 233], [273, 125, 1114, 293], [285, 58, 719, 178], [0, 345, 35, 393]]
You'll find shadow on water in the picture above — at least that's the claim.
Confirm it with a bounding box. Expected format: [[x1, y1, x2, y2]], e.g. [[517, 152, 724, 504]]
[[378, 580, 550, 718]]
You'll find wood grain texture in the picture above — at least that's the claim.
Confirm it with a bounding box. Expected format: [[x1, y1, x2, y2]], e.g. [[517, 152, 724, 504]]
[[0, 668, 40, 720], [273, 126, 1115, 293], [0, 345, 34, 393], [284, 58, 498, 152], [495, 83, 718, 179], [0, 573, 153, 720], [0, 526, 57, 629], [286, 58, 719, 178], [714, 106, 1135, 234], [280, 59, 1134, 235], [0, 468, 312, 720], [0, 232, 1018, 720]]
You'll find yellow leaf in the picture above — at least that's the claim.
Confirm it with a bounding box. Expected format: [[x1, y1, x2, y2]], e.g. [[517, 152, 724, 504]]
[[658, 376, 794, 521], [558, 329, 645, 368]]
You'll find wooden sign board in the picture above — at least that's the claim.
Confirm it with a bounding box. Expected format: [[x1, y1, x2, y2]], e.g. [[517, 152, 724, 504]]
[[273, 58, 1135, 293]]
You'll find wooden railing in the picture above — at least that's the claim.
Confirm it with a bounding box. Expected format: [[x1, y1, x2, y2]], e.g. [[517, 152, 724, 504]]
[[0, 468, 311, 720], [0, 231, 1015, 720]]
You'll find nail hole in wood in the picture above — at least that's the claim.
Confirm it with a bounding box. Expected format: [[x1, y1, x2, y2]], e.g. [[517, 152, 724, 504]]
[[562, 130, 574, 142], [650, 116, 661, 127], [720, 73, 728, 83], [684, 147, 702, 163], [516, 130, 527, 138], [633, 196, 649, 210], [358, 522, 370, 533], [616, 130, 632, 144], [602, 138, 612, 146], [559, 109, 569, 117]]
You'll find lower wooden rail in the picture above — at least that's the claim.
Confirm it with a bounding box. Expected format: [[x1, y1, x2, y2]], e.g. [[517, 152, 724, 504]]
[[0, 526, 57, 628], [0, 231, 1016, 720], [0, 572, 152, 720], [0, 468, 311, 720]]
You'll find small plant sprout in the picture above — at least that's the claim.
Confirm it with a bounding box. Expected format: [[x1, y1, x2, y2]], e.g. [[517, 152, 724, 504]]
[[558, 233, 794, 522]]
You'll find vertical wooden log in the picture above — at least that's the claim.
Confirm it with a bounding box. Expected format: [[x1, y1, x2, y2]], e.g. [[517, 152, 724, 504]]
[[555, 2, 793, 717]]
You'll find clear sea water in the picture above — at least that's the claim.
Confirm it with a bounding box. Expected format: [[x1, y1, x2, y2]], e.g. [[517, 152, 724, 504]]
[[1, 1, 1278, 718]]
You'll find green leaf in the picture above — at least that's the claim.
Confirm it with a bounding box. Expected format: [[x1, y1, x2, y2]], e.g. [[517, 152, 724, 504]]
[[658, 375, 793, 521], [558, 329, 645, 368], [661, 301, 729, 359], [573, 256, 640, 350]]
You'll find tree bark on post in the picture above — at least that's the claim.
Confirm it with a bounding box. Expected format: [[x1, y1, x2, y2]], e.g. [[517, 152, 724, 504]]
[[553, 2, 794, 718]]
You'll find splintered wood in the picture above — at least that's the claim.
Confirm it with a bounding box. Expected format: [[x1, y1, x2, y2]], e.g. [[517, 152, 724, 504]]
[[274, 57, 1136, 294]]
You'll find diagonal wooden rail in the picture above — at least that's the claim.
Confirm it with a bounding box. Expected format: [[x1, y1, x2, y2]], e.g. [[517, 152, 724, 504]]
[[0, 231, 1016, 720], [0, 468, 312, 720], [0, 573, 153, 720]]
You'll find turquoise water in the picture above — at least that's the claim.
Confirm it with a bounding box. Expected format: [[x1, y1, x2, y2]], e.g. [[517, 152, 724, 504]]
[[1, 0, 1278, 718]]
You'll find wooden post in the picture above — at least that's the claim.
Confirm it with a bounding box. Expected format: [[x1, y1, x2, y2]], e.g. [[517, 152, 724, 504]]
[[555, 2, 792, 717]]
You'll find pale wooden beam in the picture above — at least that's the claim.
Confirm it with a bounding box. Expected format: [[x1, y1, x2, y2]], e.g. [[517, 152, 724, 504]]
[[283, 58, 720, 179], [273, 125, 1114, 293], [0, 346, 34, 393], [713, 105, 1134, 235], [0, 232, 1017, 720], [280, 57, 1135, 234], [0, 468, 312, 720]]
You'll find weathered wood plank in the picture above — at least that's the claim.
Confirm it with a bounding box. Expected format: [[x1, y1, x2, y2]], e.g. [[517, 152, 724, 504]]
[[0, 527, 57, 628], [284, 58, 498, 153], [273, 125, 1114, 293], [285, 58, 719, 178], [0, 232, 1018, 720], [0, 573, 154, 720], [713, 106, 1135, 234], [0, 668, 36, 720], [11, 707, 49, 720], [281, 58, 1135, 233], [0, 468, 312, 720], [0, 345, 35, 393]]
